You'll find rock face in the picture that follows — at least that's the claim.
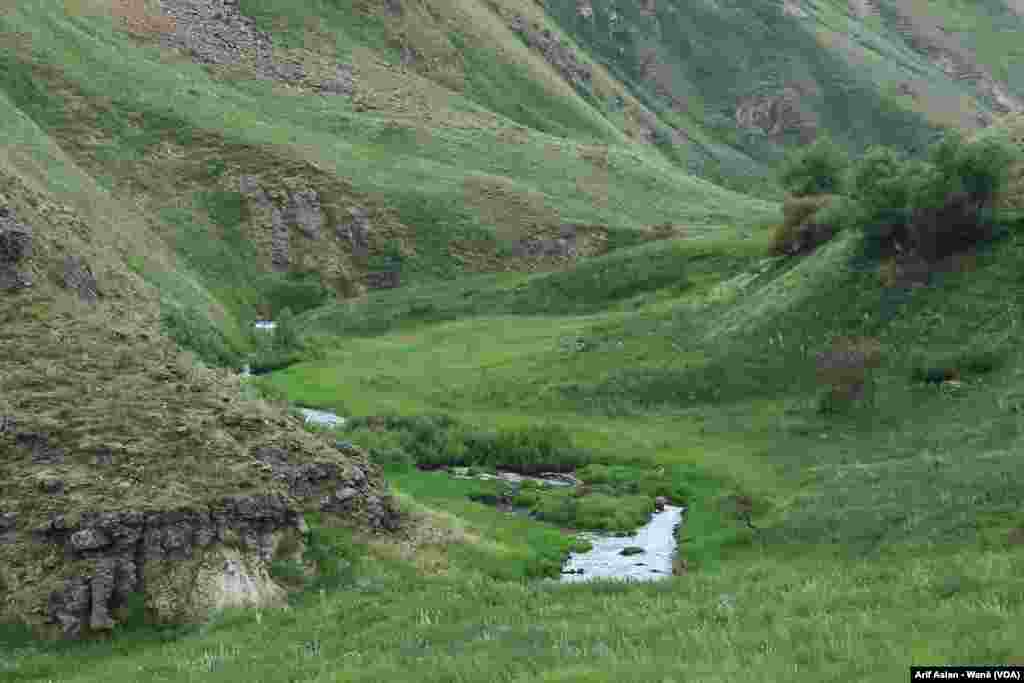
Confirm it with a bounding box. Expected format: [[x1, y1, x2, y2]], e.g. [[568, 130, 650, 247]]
[[239, 175, 290, 271], [317, 64, 354, 97], [338, 207, 372, 258], [512, 224, 579, 260], [509, 17, 592, 91], [155, 0, 352, 96], [284, 189, 324, 240], [364, 270, 401, 290], [38, 496, 305, 637], [61, 255, 99, 303], [4, 432, 400, 638], [0, 206, 33, 291], [157, 0, 306, 83], [735, 88, 818, 143]]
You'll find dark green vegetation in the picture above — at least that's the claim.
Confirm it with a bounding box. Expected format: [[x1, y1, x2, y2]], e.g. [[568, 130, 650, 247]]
[[3, 0, 1024, 680], [343, 413, 590, 474]]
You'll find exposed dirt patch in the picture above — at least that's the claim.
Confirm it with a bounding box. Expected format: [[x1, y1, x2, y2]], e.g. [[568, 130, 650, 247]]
[[462, 174, 562, 243], [888, 0, 1022, 115]]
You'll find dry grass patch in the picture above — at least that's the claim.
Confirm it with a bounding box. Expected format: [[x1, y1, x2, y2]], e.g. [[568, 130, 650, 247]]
[[770, 195, 840, 256], [367, 496, 506, 576], [461, 173, 561, 241]]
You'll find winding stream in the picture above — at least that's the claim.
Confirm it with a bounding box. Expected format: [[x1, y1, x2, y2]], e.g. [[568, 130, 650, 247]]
[[236, 342, 684, 583], [561, 505, 684, 583]]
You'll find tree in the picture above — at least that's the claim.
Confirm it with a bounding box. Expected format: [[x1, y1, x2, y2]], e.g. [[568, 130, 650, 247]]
[[778, 135, 850, 196]]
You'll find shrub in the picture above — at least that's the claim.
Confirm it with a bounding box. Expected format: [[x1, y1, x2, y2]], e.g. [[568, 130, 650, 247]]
[[850, 133, 1016, 262], [490, 423, 586, 474], [161, 303, 241, 368], [273, 307, 302, 351], [770, 194, 844, 256], [778, 135, 849, 196], [814, 336, 882, 412], [261, 272, 330, 316], [344, 414, 590, 473], [848, 145, 921, 257], [909, 344, 1005, 385]]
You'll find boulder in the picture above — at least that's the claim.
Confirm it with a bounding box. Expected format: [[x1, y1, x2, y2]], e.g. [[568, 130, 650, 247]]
[[654, 496, 667, 512], [61, 255, 99, 303], [319, 64, 354, 97], [269, 206, 289, 272], [365, 270, 400, 290], [337, 206, 372, 257], [284, 188, 324, 240], [0, 207, 33, 291]]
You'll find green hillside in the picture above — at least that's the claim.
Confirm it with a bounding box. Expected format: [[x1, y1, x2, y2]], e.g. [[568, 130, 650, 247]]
[[2, 0, 1023, 680]]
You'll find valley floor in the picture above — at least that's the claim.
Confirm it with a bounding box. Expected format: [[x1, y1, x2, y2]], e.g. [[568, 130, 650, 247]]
[[8, 232, 1022, 682]]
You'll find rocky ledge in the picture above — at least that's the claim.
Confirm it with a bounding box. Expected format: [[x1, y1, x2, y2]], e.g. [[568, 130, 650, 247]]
[[1, 428, 400, 639]]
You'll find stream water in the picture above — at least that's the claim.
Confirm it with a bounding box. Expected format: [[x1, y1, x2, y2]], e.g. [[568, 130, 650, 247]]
[[234, 345, 684, 584], [299, 408, 346, 428], [560, 505, 684, 583]]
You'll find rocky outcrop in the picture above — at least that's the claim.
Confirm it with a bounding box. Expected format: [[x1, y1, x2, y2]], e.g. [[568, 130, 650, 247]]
[[509, 17, 592, 91], [782, 0, 809, 18], [157, 0, 304, 82], [37, 495, 303, 637], [338, 207, 372, 258], [887, 6, 1021, 115], [239, 175, 289, 271], [0, 172, 402, 640], [284, 189, 324, 240], [0, 206, 33, 291], [316, 64, 354, 97], [61, 255, 99, 303], [155, 0, 352, 96], [735, 88, 818, 142], [253, 445, 398, 531], [364, 270, 401, 290], [4, 420, 401, 638], [511, 224, 580, 260]]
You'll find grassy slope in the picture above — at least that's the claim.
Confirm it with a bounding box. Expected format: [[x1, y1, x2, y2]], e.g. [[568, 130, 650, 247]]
[[538, 0, 1019, 170], [0, 1, 776, 365]]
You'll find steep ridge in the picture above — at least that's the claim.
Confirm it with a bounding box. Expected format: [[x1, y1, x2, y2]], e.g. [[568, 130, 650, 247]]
[[0, 77, 399, 638]]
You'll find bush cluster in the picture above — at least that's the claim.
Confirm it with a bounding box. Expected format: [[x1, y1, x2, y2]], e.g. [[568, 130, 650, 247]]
[[250, 307, 306, 374], [775, 131, 1019, 263], [160, 303, 242, 369], [778, 136, 849, 197], [342, 413, 591, 474]]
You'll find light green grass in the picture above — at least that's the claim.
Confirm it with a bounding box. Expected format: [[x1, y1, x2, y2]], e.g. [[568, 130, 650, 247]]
[[6, 543, 1021, 682]]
